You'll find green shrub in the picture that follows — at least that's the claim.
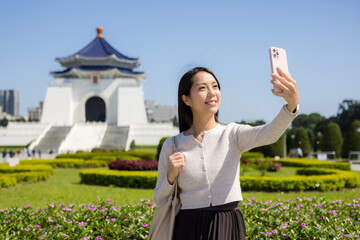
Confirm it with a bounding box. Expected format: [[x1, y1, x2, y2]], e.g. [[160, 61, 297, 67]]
[[342, 120, 360, 158], [241, 152, 264, 159], [91, 147, 107, 152], [252, 135, 284, 157], [19, 159, 107, 168], [80, 170, 157, 188], [0, 175, 17, 189], [322, 122, 343, 158], [295, 127, 312, 156], [156, 137, 170, 161], [56, 151, 156, 161], [0, 164, 54, 174], [80, 167, 360, 192], [20, 159, 84, 168], [240, 168, 360, 192], [275, 158, 351, 171], [82, 160, 107, 168], [6, 172, 52, 183]]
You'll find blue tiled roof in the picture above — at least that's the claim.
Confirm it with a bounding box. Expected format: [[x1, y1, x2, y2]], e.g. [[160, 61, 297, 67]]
[[57, 37, 138, 61], [51, 66, 144, 76]]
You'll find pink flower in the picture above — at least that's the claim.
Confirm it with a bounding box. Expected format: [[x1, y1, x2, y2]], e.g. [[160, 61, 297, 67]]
[[301, 223, 306, 227], [96, 237, 102, 239], [273, 230, 277, 233], [143, 223, 148, 227], [24, 205, 30, 209], [25, 228, 30, 231], [124, 231, 130, 234], [111, 218, 116, 221]]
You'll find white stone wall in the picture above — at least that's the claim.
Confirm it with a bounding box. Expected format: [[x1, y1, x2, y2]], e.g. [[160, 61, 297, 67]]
[[117, 83, 148, 126], [0, 122, 49, 146], [127, 123, 179, 147], [41, 77, 148, 126], [41, 83, 72, 125]]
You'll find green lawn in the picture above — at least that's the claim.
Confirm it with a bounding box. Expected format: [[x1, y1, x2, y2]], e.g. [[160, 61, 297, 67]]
[[0, 168, 154, 209], [1, 167, 359, 209]]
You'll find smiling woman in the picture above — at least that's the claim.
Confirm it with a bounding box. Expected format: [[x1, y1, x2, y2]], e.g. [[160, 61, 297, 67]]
[[151, 66, 300, 239]]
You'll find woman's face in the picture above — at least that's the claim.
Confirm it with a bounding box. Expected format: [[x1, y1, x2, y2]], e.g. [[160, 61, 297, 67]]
[[182, 71, 221, 118]]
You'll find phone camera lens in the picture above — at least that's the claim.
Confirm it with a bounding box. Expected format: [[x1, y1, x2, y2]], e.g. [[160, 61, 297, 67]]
[[273, 54, 276, 58]]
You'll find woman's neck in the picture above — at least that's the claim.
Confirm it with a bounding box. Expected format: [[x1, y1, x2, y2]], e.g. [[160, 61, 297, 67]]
[[191, 115, 217, 137]]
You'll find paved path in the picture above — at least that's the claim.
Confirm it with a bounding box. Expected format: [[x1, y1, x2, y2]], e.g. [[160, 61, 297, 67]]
[[2, 153, 56, 167]]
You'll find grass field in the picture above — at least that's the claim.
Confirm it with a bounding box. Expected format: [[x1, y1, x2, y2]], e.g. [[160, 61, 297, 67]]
[[1, 167, 359, 209]]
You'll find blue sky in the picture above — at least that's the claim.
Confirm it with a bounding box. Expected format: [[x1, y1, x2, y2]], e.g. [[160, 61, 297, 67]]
[[0, 0, 359, 123]]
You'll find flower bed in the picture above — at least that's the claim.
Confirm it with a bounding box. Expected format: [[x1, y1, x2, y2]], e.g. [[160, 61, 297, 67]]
[[0, 197, 359, 239], [108, 160, 158, 171], [243, 196, 360, 239]]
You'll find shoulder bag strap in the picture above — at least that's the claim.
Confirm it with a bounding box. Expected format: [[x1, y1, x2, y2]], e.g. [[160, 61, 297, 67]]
[[172, 137, 179, 198]]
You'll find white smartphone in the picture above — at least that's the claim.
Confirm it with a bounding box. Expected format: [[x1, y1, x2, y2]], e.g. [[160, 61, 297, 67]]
[[269, 47, 289, 93]]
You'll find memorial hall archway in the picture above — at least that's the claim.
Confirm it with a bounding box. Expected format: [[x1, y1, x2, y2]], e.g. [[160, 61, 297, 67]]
[[85, 96, 106, 122]]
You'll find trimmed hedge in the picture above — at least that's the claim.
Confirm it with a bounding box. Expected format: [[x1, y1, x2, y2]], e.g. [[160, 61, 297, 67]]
[[80, 168, 360, 191], [6, 171, 51, 183], [79, 170, 157, 188], [19, 159, 107, 168], [56, 151, 156, 160], [0, 164, 54, 189], [240, 168, 360, 192], [0, 164, 54, 174], [274, 158, 351, 171], [241, 152, 264, 159], [0, 175, 17, 189]]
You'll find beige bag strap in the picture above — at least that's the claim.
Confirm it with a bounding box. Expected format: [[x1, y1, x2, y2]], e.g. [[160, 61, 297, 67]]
[[172, 137, 179, 198]]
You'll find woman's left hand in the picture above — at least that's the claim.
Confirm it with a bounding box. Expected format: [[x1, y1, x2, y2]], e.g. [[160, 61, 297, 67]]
[[271, 67, 299, 112]]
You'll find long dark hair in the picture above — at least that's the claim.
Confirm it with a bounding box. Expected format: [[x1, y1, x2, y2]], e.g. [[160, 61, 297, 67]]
[[178, 67, 221, 133]]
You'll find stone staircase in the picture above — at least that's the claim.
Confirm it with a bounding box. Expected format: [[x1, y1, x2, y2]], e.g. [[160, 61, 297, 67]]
[[33, 126, 72, 153], [100, 126, 129, 150], [58, 123, 107, 153]]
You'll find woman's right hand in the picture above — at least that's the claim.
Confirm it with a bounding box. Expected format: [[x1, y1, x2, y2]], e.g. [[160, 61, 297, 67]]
[[167, 152, 185, 185]]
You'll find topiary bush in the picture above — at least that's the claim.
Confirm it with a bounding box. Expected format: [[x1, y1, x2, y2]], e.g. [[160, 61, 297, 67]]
[[156, 137, 170, 161], [342, 119, 360, 158], [322, 122, 343, 158], [80, 170, 157, 188]]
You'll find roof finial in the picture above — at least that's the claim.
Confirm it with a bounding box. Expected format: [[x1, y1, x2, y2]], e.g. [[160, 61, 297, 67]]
[[96, 27, 104, 38]]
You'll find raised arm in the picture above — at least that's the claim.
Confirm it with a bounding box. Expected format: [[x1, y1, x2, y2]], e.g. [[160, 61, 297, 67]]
[[237, 68, 299, 153]]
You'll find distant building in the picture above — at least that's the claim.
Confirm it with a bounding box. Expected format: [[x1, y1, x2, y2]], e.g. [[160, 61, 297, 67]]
[[28, 102, 43, 121], [145, 100, 177, 122], [0, 90, 19, 116], [0, 27, 178, 151]]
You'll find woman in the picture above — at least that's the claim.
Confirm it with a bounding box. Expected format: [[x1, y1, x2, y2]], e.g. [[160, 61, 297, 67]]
[[153, 66, 299, 239]]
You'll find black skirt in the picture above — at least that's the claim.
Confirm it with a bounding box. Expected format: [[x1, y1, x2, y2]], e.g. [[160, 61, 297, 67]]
[[172, 202, 246, 240]]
